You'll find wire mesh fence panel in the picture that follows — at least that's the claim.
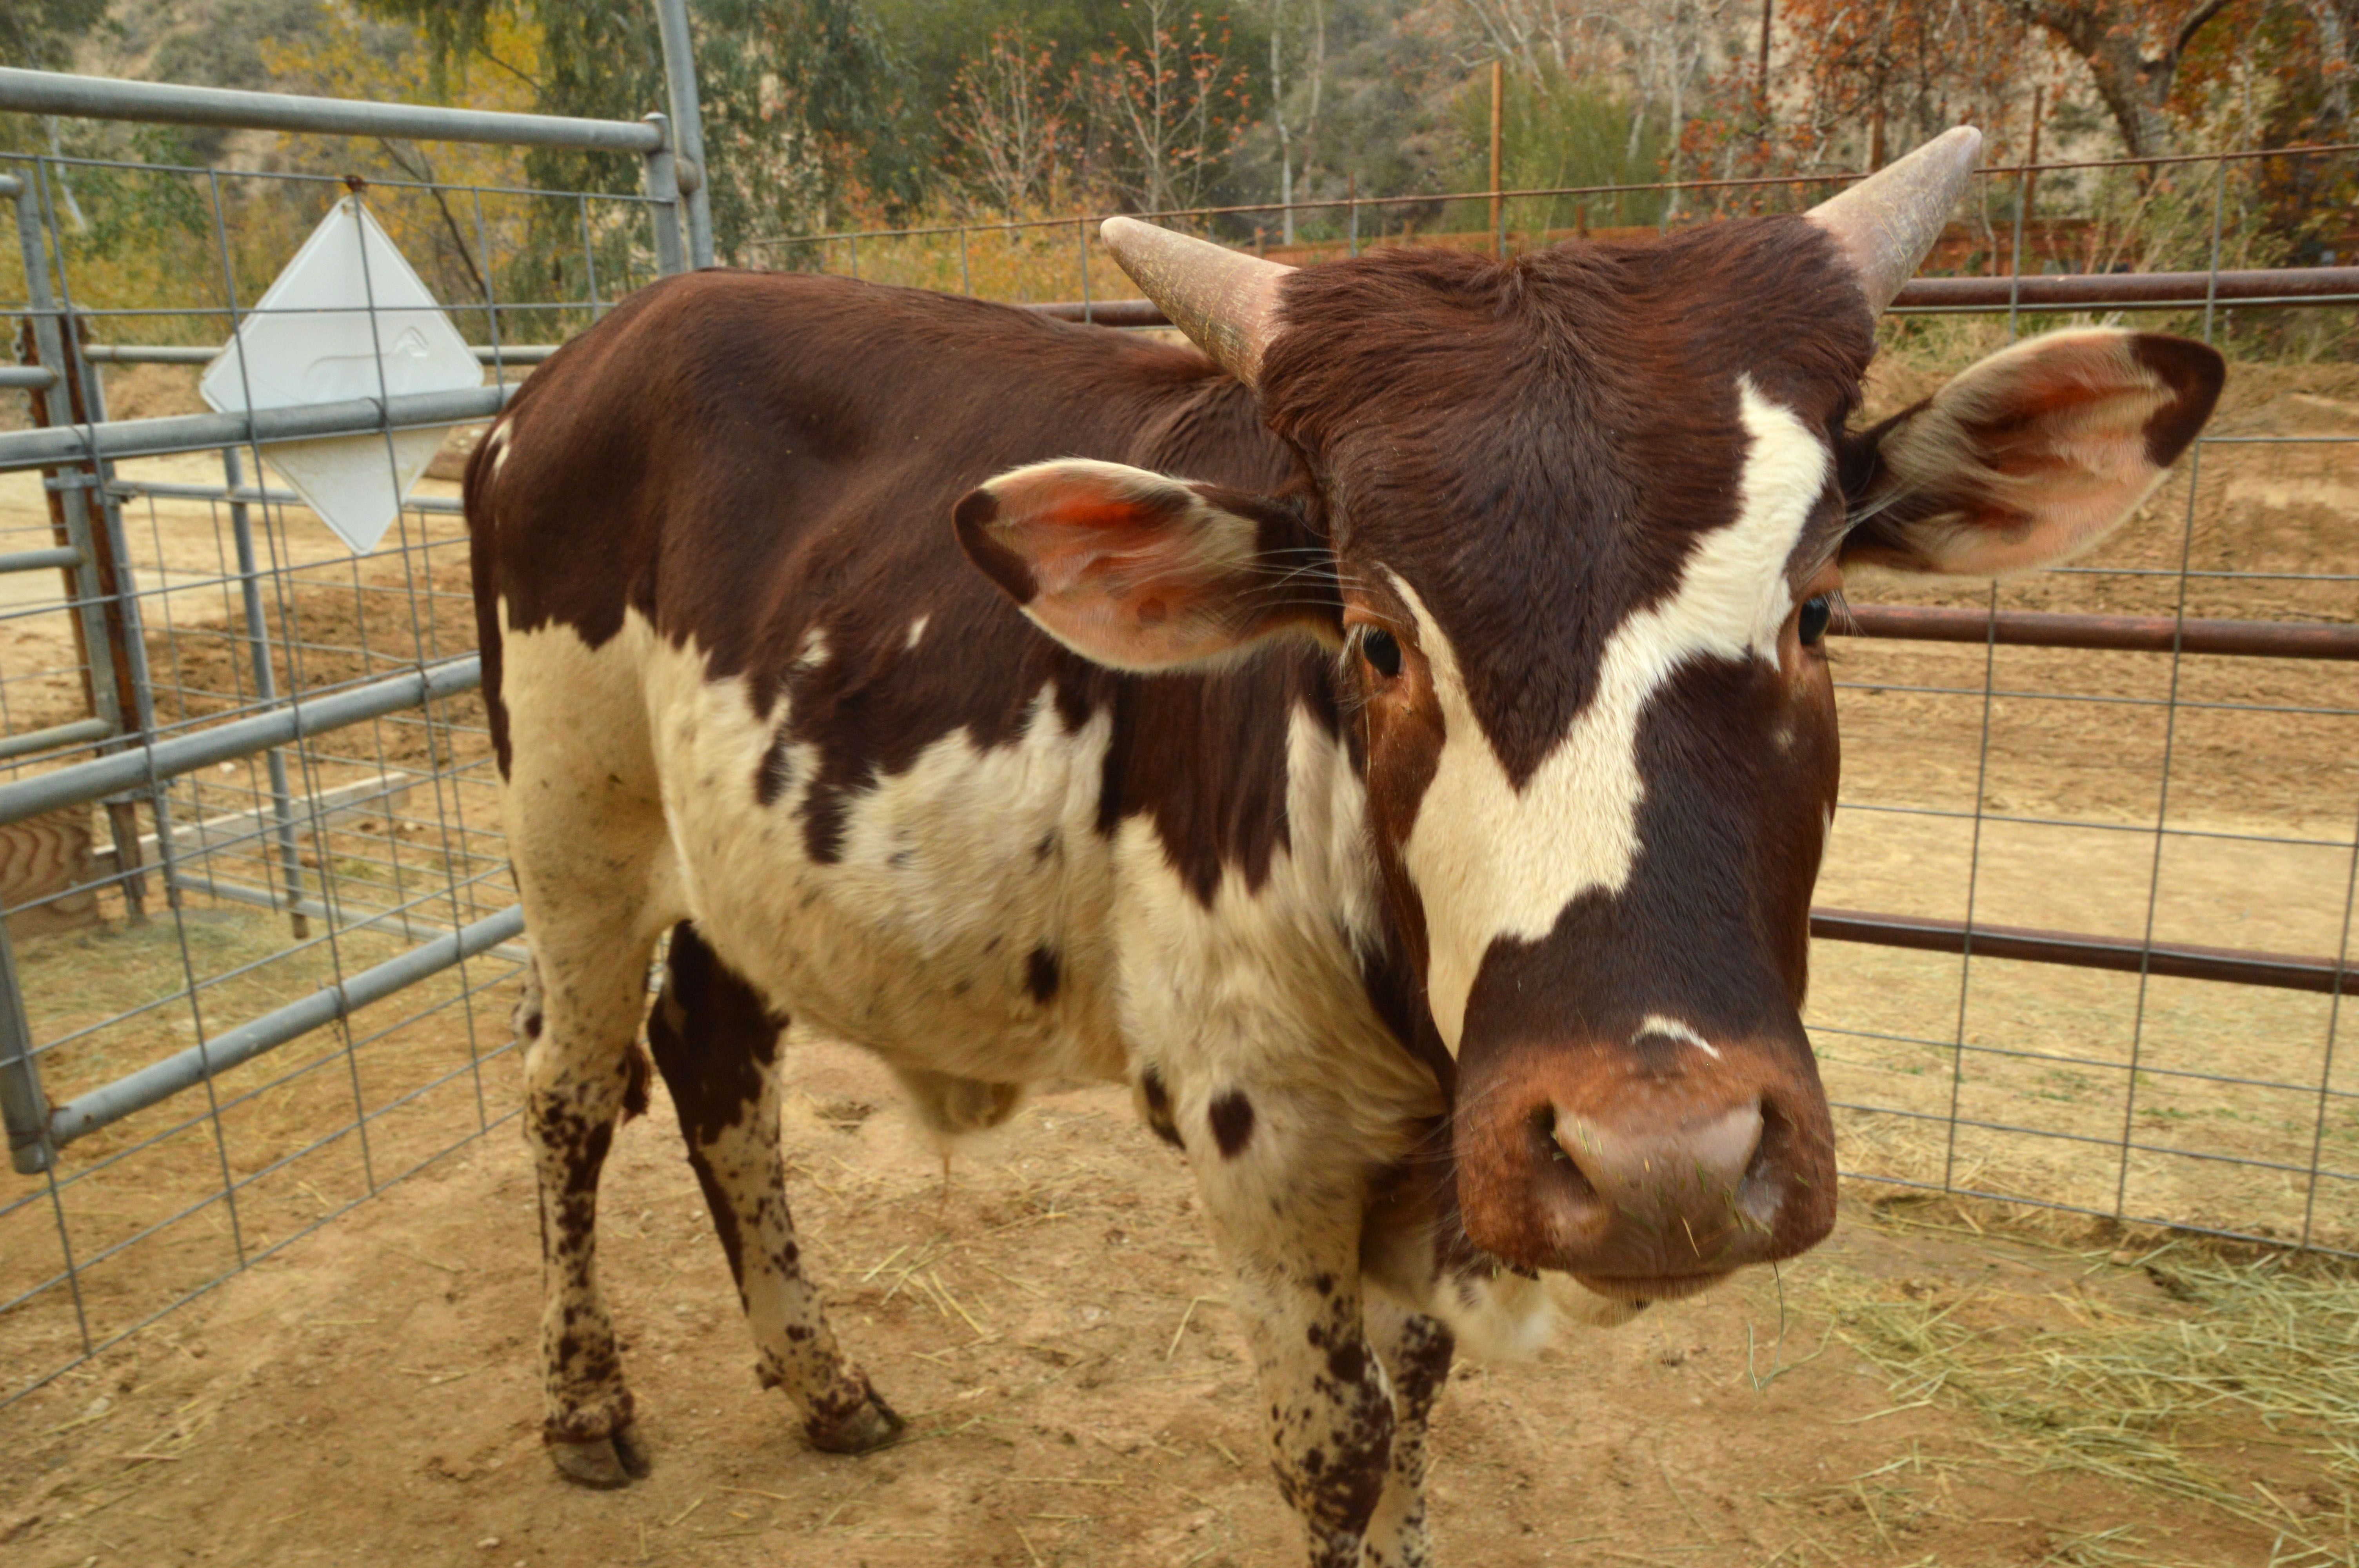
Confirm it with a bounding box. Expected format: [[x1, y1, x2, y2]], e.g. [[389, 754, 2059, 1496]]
[[0, 66, 693, 1403]]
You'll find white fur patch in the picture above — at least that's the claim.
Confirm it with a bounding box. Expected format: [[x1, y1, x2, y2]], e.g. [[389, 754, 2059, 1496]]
[[484, 422, 513, 477], [905, 614, 929, 650], [1399, 377, 1829, 1051], [1636, 1014, 1720, 1060]]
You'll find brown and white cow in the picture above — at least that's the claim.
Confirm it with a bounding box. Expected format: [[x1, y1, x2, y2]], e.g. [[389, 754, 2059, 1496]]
[[465, 126, 2221, 1565]]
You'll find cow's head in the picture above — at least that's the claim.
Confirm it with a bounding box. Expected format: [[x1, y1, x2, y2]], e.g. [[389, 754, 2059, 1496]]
[[953, 129, 2223, 1300]]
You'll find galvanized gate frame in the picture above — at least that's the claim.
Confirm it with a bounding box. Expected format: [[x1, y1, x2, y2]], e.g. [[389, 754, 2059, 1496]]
[[0, 5, 712, 1184]]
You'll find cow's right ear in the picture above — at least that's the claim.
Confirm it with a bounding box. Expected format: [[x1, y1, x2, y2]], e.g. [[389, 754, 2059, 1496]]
[[953, 458, 1339, 671]]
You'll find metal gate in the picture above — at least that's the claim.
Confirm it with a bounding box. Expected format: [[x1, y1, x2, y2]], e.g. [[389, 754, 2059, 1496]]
[[0, 5, 713, 1404]]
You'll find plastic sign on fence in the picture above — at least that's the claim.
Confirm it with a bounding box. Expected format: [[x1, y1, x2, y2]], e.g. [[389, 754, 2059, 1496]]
[[199, 197, 482, 554]]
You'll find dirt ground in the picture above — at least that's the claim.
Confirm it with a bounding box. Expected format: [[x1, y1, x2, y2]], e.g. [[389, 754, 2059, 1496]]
[[3, 1032, 2350, 1568]]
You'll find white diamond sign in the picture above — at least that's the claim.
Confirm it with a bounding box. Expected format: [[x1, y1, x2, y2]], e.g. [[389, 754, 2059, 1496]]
[[200, 198, 482, 553]]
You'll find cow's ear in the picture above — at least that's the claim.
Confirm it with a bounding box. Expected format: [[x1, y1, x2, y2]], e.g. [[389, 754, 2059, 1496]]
[[953, 458, 1339, 670], [1843, 328, 2223, 576]]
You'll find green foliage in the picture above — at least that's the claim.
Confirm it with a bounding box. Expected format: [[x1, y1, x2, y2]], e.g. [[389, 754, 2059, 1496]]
[[1444, 65, 1667, 238], [357, 0, 916, 256]]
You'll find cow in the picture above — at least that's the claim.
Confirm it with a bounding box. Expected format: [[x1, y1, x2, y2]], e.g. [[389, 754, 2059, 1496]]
[[465, 125, 2222, 1566]]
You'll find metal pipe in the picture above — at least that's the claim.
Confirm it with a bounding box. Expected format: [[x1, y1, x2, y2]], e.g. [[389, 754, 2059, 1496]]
[[0, 717, 113, 763], [0, 67, 662, 152], [221, 445, 307, 939], [0, 365, 57, 390], [653, 0, 714, 267], [39, 904, 525, 1156], [0, 655, 481, 827], [0, 917, 55, 1173], [1810, 908, 2355, 996], [0, 383, 516, 472], [77, 343, 559, 365], [1022, 264, 2359, 327], [639, 114, 686, 278], [1838, 604, 2359, 661], [0, 546, 83, 573]]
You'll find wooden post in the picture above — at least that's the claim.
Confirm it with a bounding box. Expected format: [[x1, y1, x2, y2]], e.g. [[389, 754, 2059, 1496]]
[[2021, 85, 2046, 260], [1757, 0, 1773, 115], [1489, 59, 1504, 260]]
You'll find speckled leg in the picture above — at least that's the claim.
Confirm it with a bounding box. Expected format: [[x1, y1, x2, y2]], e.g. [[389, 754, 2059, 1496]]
[[1361, 1294, 1454, 1568], [519, 915, 660, 1485], [1186, 1098, 1395, 1568], [647, 925, 902, 1454]]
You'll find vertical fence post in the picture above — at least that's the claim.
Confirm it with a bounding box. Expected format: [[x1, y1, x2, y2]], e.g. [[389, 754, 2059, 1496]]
[[958, 224, 971, 295], [9, 168, 153, 919], [654, 0, 714, 268], [1488, 58, 1503, 260], [1078, 217, 1091, 323], [221, 445, 307, 938], [62, 311, 172, 914], [1348, 171, 1358, 257], [640, 112, 686, 277], [0, 917, 55, 1174]]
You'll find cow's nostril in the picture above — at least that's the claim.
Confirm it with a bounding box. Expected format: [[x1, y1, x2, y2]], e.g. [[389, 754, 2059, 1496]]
[[1736, 1098, 1792, 1231]]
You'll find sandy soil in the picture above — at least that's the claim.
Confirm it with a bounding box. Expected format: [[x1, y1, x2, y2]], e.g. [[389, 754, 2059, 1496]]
[[0, 1034, 2339, 1568]]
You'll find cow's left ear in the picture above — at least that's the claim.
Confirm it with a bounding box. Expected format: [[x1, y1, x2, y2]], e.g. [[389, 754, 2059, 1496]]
[[953, 458, 1339, 670], [1843, 327, 2224, 576]]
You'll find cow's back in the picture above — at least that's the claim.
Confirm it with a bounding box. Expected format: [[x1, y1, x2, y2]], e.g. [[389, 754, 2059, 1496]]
[[466, 271, 1317, 1080]]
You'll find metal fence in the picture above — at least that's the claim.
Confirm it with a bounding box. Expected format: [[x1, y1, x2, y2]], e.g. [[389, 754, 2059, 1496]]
[[770, 146, 2359, 1258], [0, 12, 714, 1405]]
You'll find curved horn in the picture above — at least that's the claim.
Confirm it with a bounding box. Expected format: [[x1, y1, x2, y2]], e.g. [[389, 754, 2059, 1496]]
[[1101, 216, 1293, 388], [1807, 126, 1983, 316]]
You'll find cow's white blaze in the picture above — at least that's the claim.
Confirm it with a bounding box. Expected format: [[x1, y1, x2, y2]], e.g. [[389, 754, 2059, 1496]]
[[1400, 377, 1830, 1051]]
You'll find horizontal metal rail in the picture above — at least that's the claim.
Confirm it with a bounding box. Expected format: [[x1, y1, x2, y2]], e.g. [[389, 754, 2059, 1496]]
[[27, 904, 523, 1167], [1810, 907, 2355, 995], [0, 365, 57, 390], [104, 477, 467, 515], [1837, 604, 2359, 660], [0, 384, 515, 472], [0, 655, 480, 826], [0, 545, 82, 573], [0, 67, 662, 153], [80, 343, 561, 366], [1025, 264, 2359, 327], [0, 717, 113, 764]]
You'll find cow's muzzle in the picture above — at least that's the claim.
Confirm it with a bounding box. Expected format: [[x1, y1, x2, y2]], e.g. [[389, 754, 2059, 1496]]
[[1452, 1040, 1837, 1292]]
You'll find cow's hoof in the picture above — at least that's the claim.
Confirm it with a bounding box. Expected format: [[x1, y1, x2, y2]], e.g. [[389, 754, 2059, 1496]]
[[806, 1391, 905, 1454], [548, 1423, 651, 1488]]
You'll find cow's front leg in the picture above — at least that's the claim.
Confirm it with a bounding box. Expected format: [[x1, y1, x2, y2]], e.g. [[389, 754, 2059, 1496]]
[[647, 925, 902, 1453], [1187, 1090, 1395, 1567], [1361, 1293, 1454, 1568]]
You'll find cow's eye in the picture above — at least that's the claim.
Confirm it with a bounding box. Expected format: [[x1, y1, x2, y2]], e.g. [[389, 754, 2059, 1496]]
[[1798, 596, 1832, 646], [1359, 627, 1403, 679]]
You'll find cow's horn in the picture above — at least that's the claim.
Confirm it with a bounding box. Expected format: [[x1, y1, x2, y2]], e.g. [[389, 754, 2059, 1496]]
[[1806, 126, 1983, 316], [1101, 216, 1293, 388]]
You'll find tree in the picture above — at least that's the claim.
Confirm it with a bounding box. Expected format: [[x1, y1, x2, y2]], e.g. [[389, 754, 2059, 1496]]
[[1263, 0, 1327, 240], [1072, 1, 1256, 214], [939, 27, 1070, 217], [357, 0, 915, 252], [1777, 0, 2033, 172], [2012, 0, 2233, 158]]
